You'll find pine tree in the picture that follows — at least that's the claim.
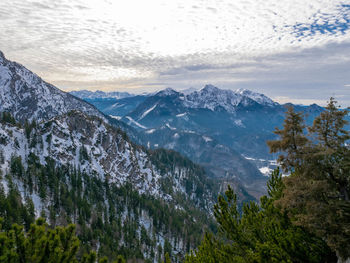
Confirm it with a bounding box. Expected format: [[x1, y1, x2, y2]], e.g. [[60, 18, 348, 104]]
[[185, 169, 335, 263], [0, 217, 96, 263], [267, 106, 309, 172], [268, 99, 350, 261]]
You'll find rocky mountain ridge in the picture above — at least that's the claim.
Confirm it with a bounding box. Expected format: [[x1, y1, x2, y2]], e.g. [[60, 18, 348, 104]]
[[70, 89, 133, 100], [0, 51, 103, 123]]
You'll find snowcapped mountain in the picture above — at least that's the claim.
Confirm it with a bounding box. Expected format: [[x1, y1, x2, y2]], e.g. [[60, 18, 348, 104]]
[[235, 88, 276, 106], [81, 84, 327, 200], [122, 84, 278, 123], [156, 87, 181, 97], [70, 89, 133, 99], [184, 84, 277, 113], [0, 51, 103, 123]]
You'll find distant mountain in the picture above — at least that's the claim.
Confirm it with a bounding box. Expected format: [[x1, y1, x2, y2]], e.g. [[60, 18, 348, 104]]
[[83, 95, 148, 119], [0, 51, 103, 123], [184, 84, 277, 113], [81, 84, 329, 200], [70, 89, 133, 99], [120, 85, 325, 160]]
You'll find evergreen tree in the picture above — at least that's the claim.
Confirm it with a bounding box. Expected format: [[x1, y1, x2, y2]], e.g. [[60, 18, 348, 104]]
[[267, 106, 309, 172], [268, 99, 350, 260], [0, 217, 96, 263], [185, 169, 336, 263]]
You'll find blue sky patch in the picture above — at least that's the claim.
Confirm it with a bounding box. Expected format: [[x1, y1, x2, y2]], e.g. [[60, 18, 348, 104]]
[[291, 5, 350, 37]]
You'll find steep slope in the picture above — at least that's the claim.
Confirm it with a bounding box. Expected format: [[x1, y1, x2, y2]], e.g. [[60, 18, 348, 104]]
[[0, 111, 217, 262], [0, 50, 145, 147], [0, 111, 215, 209], [0, 51, 103, 123], [122, 89, 187, 129], [143, 125, 262, 180], [143, 126, 265, 200]]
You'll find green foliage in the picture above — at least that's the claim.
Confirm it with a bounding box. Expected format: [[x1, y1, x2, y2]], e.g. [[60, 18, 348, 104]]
[[268, 98, 350, 259], [185, 168, 336, 263], [24, 119, 37, 140], [163, 252, 172, 263], [267, 106, 308, 172], [79, 146, 90, 163], [113, 255, 126, 263], [0, 112, 16, 125], [0, 179, 35, 231], [1, 155, 213, 262], [0, 217, 96, 263]]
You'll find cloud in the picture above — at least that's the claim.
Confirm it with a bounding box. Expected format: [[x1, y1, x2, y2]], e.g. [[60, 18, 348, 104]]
[[0, 0, 350, 105]]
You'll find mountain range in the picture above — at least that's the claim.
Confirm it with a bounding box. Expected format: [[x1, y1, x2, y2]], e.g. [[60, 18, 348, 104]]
[[70, 89, 132, 100], [0, 49, 338, 262], [72, 84, 328, 199], [0, 50, 221, 262]]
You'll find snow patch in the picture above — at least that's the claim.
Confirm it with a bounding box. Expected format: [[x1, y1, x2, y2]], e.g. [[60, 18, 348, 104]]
[[176, 112, 187, 117], [165, 123, 176, 130], [145, 128, 156, 134], [202, 136, 212, 142], [125, 116, 147, 129], [259, 167, 273, 176], [110, 115, 121, 120], [139, 103, 157, 120], [234, 119, 245, 127]]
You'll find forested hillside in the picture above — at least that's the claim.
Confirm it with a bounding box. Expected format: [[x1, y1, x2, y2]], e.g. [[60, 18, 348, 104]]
[[0, 111, 217, 262]]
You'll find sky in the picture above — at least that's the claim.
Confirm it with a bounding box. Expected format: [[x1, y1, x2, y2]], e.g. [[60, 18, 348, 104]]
[[1, 0, 350, 106]]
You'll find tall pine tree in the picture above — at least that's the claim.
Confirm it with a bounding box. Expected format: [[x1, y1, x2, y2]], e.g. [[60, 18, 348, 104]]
[[268, 98, 350, 261]]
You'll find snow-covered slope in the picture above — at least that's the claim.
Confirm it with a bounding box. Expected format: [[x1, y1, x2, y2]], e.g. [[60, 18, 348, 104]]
[[235, 88, 276, 106], [184, 84, 277, 113], [0, 50, 103, 123], [0, 111, 214, 209], [126, 84, 277, 120]]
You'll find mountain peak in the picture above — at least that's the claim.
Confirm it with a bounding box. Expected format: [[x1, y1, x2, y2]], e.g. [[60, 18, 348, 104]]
[[0, 50, 5, 63], [183, 85, 277, 112], [235, 88, 251, 95], [235, 88, 276, 106], [156, 87, 178, 97], [0, 50, 104, 123], [201, 84, 219, 93]]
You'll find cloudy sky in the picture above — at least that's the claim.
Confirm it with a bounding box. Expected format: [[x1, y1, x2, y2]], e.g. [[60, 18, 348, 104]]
[[1, 0, 350, 106]]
